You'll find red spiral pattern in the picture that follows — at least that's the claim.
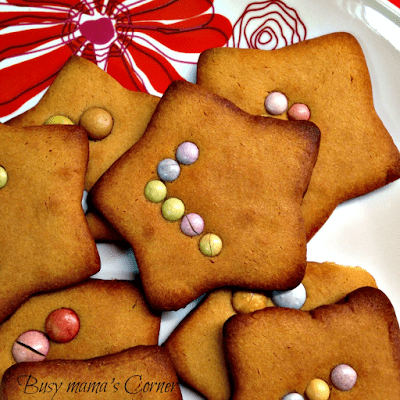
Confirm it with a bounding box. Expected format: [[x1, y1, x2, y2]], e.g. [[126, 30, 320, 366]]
[[230, 0, 307, 49]]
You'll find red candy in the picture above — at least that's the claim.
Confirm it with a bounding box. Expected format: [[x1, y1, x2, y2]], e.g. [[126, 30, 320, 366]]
[[287, 103, 311, 121], [45, 308, 80, 343]]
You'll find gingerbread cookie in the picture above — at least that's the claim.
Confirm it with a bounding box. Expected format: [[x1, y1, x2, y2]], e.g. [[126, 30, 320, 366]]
[[0, 123, 100, 324], [163, 262, 377, 399], [224, 286, 400, 398], [6, 56, 159, 241], [197, 32, 400, 240], [0, 279, 160, 380], [92, 81, 320, 311], [0, 346, 182, 399]]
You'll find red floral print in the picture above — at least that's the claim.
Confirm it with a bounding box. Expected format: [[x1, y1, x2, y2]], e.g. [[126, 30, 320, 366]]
[[0, 0, 232, 118]]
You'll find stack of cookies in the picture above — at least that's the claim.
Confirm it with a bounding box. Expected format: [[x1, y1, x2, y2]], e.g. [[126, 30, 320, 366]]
[[1, 32, 400, 399]]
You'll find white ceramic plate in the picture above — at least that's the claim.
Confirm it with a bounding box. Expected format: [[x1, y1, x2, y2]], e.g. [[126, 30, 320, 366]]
[[1, 0, 399, 397]]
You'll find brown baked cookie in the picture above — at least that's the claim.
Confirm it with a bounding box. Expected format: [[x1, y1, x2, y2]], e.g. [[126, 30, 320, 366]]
[[0, 123, 100, 324], [92, 81, 320, 311], [163, 262, 377, 399], [197, 32, 400, 241], [0, 346, 182, 399], [224, 286, 400, 398], [6, 56, 159, 241], [85, 212, 124, 242], [0, 279, 161, 380]]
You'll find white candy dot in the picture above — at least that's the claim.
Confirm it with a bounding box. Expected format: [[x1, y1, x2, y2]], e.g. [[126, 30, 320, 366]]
[[272, 283, 306, 309], [265, 91, 288, 115], [282, 393, 304, 400], [81, 190, 89, 214]]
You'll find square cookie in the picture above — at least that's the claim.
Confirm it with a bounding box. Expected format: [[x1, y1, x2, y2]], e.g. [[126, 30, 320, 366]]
[[0, 346, 182, 400], [0, 279, 161, 380], [6, 56, 159, 241], [163, 262, 377, 399], [92, 81, 321, 310], [0, 123, 100, 324], [224, 287, 400, 398], [197, 32, 400, 240]]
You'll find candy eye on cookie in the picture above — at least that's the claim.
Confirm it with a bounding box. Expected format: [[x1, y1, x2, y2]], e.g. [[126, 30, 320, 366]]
[[12, 308, 80, 364], [43, 107, 114, 141], [0, 166, 8, 189], [264, 91, 311, 121]]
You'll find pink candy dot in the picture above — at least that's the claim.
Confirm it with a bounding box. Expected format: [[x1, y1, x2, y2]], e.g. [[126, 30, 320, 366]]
[[12, 331, 50, 363], [331, 364, 357, 391], [264, 91, 288, 115], [45, 308, 80, 343], [287, 103, 311, 121], [181, 213, 204, 236]]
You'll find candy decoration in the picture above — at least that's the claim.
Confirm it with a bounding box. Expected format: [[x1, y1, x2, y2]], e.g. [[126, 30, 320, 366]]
[[287, 103, 311, 121], [162, 198, 185, 221], [44, 115, 74, 125], [181, 213, 204, 236], [199, 233, 222, 257], [271, 283, 306, 309], [81, 190, 89, 214], [264, 92, 288, 115], [176, 142, 199, 165], [80, 107, 114, 140], [282, 394, 305, 400], [331, 364, 357, 391], [157, 159, 180, 182], [145, 180, 167, 203], [305, 378, 330, 400], [12, 331, 50, 363], [45, 308, 80, 343], [0, 166, 8, 189], [232, 291, 271, 314]]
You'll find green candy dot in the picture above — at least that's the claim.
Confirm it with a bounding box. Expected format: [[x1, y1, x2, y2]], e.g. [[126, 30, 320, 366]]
[[0, 166, 7, 189], [144, 180, 167, 203], [161, 198, 185, 221], [44, 115, 74, 125], [199, 233, 223, 257]]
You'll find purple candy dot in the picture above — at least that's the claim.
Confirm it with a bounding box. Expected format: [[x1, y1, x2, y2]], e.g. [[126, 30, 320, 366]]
[[181, 213, 204, 236], [12, 331, 50, 363], [176, 142, 199, 165], [331, 364, 357, 391]]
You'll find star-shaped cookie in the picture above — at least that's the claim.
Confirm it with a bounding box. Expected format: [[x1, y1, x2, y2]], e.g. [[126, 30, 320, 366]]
[[224, 287, 400, 398], [0, 123, 100, 323], [197, 32, 400, 240], [7, 56, 160, 240], [164, 262, 377, 400], [92, 81, 320, 310]]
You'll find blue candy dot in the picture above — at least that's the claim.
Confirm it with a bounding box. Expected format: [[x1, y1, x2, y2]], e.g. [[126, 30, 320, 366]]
[[272, 283, 306, 309], [157, 159, 180, 182]]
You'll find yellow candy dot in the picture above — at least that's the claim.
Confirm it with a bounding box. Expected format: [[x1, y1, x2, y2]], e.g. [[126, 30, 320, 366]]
[[0, 166, 7, 189], [44, 115, 74, 125], [145, 180, 167, 203], [232, 291, 272, 314], [161, 198, 185, 221], [305, 378, 330, 400], [199, 233, 223, 257]]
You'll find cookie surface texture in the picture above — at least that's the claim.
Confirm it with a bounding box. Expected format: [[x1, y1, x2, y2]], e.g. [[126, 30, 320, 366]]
[[224, 287, 400, 398], [197, 32, 400, 240], [0, 279, 160, 380], [0, 346, 182, 399], [92, 81, 321, 310], [163, 262, 377, 399], [0, 123, 100, 324]]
